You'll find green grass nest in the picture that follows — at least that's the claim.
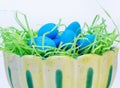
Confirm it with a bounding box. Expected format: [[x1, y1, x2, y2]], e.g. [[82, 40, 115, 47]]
[[0, 12, 119, 59]]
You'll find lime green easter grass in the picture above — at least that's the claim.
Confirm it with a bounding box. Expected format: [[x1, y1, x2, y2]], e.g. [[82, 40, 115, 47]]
[[0, 11, 119, 59]]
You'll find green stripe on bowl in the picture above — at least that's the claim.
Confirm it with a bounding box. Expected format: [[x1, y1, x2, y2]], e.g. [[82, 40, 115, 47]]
[[106, 65, 113, 88], [26, 70, 34, 88], [86, 68, 93, 88], [8, 67, 14, 88], [56, 69, 62, 88]]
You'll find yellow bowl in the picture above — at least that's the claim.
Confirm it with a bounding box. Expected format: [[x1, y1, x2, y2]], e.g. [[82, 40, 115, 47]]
[[3, 48, 118, 88]]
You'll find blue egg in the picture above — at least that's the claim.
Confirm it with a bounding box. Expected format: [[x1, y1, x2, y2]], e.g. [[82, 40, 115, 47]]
[[77, 34, 96, 49], [53, 35, 61, 47], [28, 36, 56, 50], [61, 30, 76, 44], [66, 21, 81, 36], [38, 23, 58, 39]]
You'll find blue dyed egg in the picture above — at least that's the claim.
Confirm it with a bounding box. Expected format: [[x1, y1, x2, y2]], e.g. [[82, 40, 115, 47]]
[[77, 34, 96, 49], [28, 36, 56, 50], [61, 30, 76, 44], [53, 35, 61, 47], [38, 23, 58, 39], [66, 21, 81, 36]]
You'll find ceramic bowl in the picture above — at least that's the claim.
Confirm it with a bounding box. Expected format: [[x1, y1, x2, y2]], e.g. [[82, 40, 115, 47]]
[[3, 48, 118, 88]]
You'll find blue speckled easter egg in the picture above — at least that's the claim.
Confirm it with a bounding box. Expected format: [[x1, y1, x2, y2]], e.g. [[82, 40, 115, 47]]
[[77, 34, 96, 49], [61, 30, 76, 44], [28, 36, 56, 50], [66, 21, 81, 36], [38, 23, 58, 39], [53, 35, 61, 47]]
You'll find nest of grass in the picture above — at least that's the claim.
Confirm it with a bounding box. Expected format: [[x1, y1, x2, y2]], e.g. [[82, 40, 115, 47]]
[[0, 12, 119, 59]]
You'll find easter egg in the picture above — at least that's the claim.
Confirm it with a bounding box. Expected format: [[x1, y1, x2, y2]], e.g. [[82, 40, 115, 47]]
[[28, 36, 56, 50], [53, 35, 61, 47], [77, 34, 96, 49], [61, 30, 76, 44], [66, 21, 81, 36], [38, 23, 58, 39]]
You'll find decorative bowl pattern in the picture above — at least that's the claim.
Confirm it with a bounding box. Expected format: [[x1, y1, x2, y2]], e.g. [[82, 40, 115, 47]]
[[3, 49, 118, 88]]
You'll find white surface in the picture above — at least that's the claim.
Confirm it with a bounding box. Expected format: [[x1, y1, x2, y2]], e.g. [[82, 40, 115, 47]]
[[0, 0, 120, 88]]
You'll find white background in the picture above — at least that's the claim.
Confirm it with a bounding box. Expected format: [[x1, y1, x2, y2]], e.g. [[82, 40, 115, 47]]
[[0, 0, 120, 88]]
